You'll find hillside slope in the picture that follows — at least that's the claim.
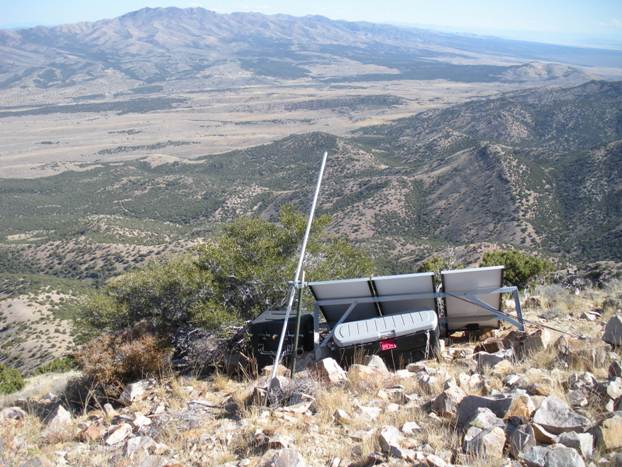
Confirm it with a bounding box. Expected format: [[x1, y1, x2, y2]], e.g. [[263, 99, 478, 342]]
[[1, 81, 621, 265]]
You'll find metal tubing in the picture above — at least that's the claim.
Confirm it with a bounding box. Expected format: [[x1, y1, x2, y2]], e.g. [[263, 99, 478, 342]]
[[270, 152, 328, 384], [289, 270, 305, 377]]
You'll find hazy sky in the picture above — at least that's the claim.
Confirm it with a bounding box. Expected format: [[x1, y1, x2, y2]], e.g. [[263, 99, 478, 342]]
[[2, 0, 622, 48]]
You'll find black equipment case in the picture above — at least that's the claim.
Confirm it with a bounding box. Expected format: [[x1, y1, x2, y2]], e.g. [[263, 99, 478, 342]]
[[249, 309, 314, 369]]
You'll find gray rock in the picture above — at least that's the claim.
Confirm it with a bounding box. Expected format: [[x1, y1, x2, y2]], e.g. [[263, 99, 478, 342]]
[[364, 355, 389, 374], [509, 424, 536, 459], [532, 396, 592, 435], [474, 349, 513, 370], [379, 425, 405, 457], [401, 421, 421, 435], [45, 405, 72, 434], [106, 423, 133, 445], [456, 394, 513, 428], [315, 358, 347, 385], [262, 449, 307, 467], [120, 380, 151, 405], [468, 407, 504, 431], [521, 445, 585, 467], [431, 384, 466, 417], [463, 426, 505, 459], [604, 378, 622, 400], [603, 315, 622, 346], [567, 390, 589, 408], [558, 432, 593, 458], [0, 407, 27, 421], [609, 361, 622, 380], [567, 372, 598, 390]]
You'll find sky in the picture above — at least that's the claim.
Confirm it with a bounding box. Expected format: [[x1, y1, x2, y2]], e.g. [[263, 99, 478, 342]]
[[2, 0, 622, 49]]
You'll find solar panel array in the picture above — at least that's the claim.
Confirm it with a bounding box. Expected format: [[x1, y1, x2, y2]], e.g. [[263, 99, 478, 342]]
[[441, 266, 504, 332], [308, 272, 436, 327]]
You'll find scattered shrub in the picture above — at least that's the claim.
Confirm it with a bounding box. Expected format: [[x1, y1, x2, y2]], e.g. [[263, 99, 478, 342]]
[[35, 356, 77, 375], [481, 249, 554, 289], [75, 325, 172, 398], [0, 363, 25, 394]]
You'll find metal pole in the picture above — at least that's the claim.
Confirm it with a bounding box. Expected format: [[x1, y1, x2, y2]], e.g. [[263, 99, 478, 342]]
[[269, 152, 328, 385], [289, 270, 305, 378]]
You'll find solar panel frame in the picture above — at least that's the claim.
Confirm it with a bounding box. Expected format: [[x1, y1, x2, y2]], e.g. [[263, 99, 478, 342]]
[[371, 272, 436, 316], [308, 277, 380, 327], [441, 266, 504, 332]]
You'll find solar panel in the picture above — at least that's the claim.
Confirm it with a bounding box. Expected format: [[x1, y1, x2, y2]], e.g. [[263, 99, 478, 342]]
[[441, 266, 504, 332], [371, 272, 436, 315], [308, 277, 379, 326]]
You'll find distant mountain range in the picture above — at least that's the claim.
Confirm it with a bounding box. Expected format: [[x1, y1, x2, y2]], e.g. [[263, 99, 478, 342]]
[[2, 80, 620, 264], [1, 7, 619, 90]]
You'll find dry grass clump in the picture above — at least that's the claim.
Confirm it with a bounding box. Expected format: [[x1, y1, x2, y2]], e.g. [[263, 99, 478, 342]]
[[75, 326, 172, 399]]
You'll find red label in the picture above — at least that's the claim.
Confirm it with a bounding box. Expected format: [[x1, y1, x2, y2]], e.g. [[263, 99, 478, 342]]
[[380, 339, 397, 351]]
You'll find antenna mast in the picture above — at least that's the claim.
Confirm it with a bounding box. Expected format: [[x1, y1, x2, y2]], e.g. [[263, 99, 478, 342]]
[[269, 151, 328, 385]]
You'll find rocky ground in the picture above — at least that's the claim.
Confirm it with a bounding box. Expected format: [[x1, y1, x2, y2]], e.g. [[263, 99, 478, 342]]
[[1, 286, 622, 467]]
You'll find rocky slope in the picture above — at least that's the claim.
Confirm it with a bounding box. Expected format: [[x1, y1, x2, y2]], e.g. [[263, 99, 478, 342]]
[[1, 282, 621, 466]]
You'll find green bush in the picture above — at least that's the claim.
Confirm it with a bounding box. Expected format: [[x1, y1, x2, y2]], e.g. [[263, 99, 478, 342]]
[[35, 356, 77, 375], [0, 363, 25, 394], [78, 206, 374, 334], [480, 249, 553, 289]]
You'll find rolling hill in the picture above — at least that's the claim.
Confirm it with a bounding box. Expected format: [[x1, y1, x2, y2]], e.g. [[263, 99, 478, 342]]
[[0, 7, 613, 91]]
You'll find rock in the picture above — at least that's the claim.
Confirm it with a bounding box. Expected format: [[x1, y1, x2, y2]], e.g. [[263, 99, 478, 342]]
[[474, 337, 505, 353], [262, 364, 291, 378], [79, 423, 106, 442], [556, 336, 610, 369], [347, 364, 385, 383], [532, 423, 558, 444], [315, 358, 347, 385], [364, 355, 389, 374], [604, 378, 622, 400], [458, 373, 486, 393], [120, 380, 151, 405], [415, 372, 440, 394], [456, 394, 513, 428], [532, 396, 592, 435], [505, 394, 536, 420], [356, 405, 382, 421], [431, 384, 467, 417], [45, 405, 72, 434], [103, 403, 118, 419], [567, 390, 589, 408], [401, 421, 421, 435], [504, 329, 553, 358], [126, 436, 157, 458], [106, 423, 133, 445], [463, 426, 505, 459], [603, 315, 622, 346], [474, 349, 513, 370], [592, 412, 622, 451], [133, 413, 152, 429], [521, 445, 586, 467], [609, 361, 622, 380], [558, 432, 593, 458], [269, 434, 294, 449], [0, 406, 27, 421], [261, 448, 307, 467], [333, 409, 352, 425], [567, 372, 598, 390], [509, 424, 536, 459], [521, 445, 550, 466], [379, 425, 405, 457], [468, 407, 504, 431]]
